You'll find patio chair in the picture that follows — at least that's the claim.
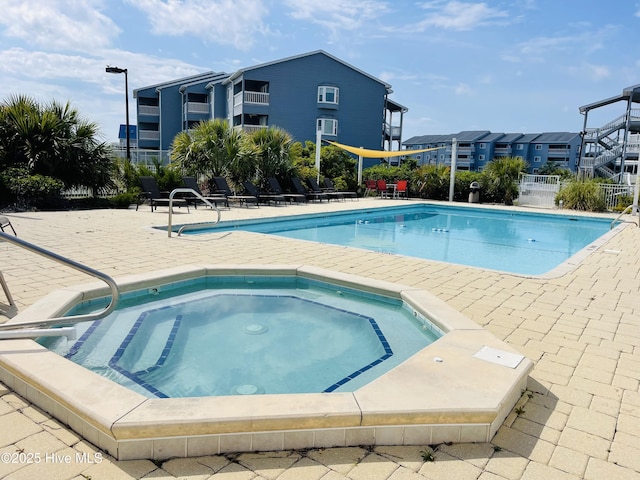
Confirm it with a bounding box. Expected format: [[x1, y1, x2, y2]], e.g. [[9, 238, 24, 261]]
[[268, 177, 307, 203], [376, 179, 389, 198], [395, 180, 408, 199], [307, 177, 343, 201], [182, 177, 229, 209], [139, 176, 190, 212], [323, 178, 358, 200], [242, 181, 286, 206], [212, 177, 258, 208], [364, 180, 377, 196], [291, 177, 328, 202]]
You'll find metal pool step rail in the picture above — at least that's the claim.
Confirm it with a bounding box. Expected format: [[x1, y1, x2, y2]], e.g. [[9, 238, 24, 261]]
[[0, 232, 120, 339], [167, 188, 222, 237]]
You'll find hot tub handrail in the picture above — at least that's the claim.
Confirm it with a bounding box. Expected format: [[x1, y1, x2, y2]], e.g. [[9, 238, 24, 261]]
[[167, 188, 221, 238], [0, 231, 120, 331]]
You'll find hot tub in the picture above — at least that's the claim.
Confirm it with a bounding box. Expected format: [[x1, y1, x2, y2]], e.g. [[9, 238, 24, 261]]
[[0, 265, 532, 460]]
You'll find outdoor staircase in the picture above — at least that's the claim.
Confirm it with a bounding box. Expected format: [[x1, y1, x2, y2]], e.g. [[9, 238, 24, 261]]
[[580, 109, 640, 178]]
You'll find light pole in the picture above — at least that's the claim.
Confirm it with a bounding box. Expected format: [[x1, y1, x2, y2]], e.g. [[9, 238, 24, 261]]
[[105, 66, 131, 162]]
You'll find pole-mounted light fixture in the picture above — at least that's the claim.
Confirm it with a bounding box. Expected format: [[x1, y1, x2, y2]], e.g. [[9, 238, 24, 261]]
[[105, 65, 131, 162]]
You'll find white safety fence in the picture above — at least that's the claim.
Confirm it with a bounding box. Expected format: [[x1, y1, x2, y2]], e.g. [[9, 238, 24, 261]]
[[518, 175, 560, 208], [518, 174, 636, 211]]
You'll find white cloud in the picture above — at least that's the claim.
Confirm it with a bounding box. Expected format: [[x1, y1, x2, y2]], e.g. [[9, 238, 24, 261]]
[[566, 63, 611, 82], [283, 0, 390, 37], [0, 0, 119, 53], [127, 0, 269, 50], [454, 82, 472, 95], [415, 1, 509, 31]]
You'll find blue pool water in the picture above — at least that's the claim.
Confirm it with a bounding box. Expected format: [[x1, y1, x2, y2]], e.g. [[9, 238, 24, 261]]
[[184, 205, 612, 275], [40, 276, 441, 398]]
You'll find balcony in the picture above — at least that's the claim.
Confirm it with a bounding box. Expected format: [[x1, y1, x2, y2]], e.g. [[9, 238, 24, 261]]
[[234, 125, 267, 134], [139, 130, 160, 141], [138, 105, 159, 116], [234, 91, 270, 107], [184, 102, 209, 115], [384, 123, 402, 140]]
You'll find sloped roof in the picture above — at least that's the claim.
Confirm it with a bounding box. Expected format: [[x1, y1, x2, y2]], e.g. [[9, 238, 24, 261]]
[[533, 132, 580, 142], [579, 84, 640, 113], [133, 71, 225, 97], [515, 133, 540, 143], [226, 50, 392, 90], [454, 131, 491, 142], [498, 133, 524, 142], [479, 132, 505, 142]]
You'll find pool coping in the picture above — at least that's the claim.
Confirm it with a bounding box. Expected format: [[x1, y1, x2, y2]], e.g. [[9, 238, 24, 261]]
[[0, 265, 532, 460]]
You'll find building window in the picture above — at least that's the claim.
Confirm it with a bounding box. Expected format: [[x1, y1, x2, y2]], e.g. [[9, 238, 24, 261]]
[[517, 144, 523, 150], [317, 118, 338, 136], [479, 154, 485, 161], [534, 156, 541, 162], [479, 143, 486, 149], [318, 86, 339, 104], [535, 144, 542, 150]]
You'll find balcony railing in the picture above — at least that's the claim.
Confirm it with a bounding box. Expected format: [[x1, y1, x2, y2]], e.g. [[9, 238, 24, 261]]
[[234, 91, 270, 107], [185, 102, 209, 114], [384, 123, 401, 139], [234, 125, 267, 134], [139, 130, 160, 141], [138, 105, 159, 116]]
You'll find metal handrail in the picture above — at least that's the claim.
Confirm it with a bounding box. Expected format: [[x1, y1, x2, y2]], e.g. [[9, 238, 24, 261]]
[[167, 188, 221, 237], [611, 205, 639, 229], [0, 232, 120, 331]]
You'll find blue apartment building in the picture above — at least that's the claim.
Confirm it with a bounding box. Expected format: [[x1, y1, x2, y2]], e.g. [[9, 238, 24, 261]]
[[133, 51, 407, 169], [403, 131, 581, 173]]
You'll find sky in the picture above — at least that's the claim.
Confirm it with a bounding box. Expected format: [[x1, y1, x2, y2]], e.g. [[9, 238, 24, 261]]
[[1, 0, 640, 145]]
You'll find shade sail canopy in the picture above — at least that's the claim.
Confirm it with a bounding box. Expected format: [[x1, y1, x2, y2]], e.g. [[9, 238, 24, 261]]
[[327, 141, 441, 158]]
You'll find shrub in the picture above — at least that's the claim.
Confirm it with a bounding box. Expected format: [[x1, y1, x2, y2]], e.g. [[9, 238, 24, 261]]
[[1, 167, 64, 210], [109, 192, 141, 209], [555, 178, 607, 211]]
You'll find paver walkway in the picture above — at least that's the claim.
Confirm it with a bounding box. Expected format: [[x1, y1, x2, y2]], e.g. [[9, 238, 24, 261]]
[[0, 199, 639, 479]]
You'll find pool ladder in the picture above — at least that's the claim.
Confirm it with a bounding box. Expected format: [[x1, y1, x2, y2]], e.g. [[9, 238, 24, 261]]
[[0, 232, 120, 339], [166, 188, 222, 237]]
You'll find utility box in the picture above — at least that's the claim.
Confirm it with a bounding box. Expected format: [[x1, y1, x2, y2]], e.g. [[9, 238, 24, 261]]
[[469, 181, 480, 203]]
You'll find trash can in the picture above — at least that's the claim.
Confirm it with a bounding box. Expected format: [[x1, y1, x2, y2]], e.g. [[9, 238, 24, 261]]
[[468, 181, 480, 203]]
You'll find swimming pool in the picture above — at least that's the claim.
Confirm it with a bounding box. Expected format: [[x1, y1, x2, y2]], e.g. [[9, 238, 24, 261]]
[[40, 276, 441, 398], [184, 205, 612, 275]]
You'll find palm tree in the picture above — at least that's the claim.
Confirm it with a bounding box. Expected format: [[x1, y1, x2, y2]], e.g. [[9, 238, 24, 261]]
[[483, 156, 528, 205], [0, 94, 114, 191], [248, 127, 294, 189]]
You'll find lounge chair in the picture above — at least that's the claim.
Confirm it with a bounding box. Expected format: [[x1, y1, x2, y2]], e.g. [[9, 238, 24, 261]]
[[139, 176, 189, 212], [0, 217, 16, 308], [323, 178, 358, 200], [242, 181, 286, 206], [307, 178, 343, 201], [0, 216, 16, 235], [291, 177, 328, 202], [268, 178, 307, 204], [212, 177, 258, 208], [182, 177, 229, 209]]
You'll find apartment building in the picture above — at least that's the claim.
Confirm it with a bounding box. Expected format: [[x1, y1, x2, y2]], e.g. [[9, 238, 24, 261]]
[[403, 131, 581, 173], [133, 51, 407, 169]]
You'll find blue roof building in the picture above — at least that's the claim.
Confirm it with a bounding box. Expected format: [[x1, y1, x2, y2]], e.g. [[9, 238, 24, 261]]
[[133, 51, 407, 168], [403, 130, 581, 173]]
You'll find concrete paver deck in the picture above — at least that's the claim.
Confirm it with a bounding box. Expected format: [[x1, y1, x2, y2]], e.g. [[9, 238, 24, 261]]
[[1, 198, 639, 479]]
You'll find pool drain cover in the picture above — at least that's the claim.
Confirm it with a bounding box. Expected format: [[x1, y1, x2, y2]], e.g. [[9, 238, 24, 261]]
[[243, 323, 268, 335], [232, 384, 264, 395]]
